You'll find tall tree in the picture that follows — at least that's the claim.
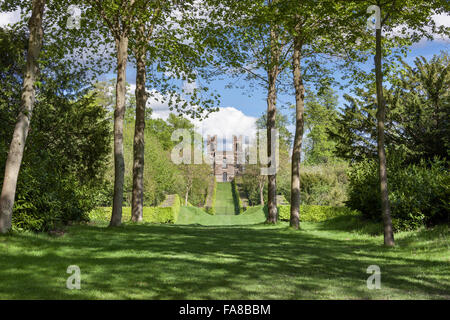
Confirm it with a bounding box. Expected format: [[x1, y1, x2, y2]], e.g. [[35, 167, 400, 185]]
[[265, 2, 282, 223], [0, 0, 45, 233], [289, 25, 303, 229], [130, 2, 161, 222], [129, 0, 222, 221], [374, 4, 394, 246], [131, 23, 147, 222], [277, 0, 352, 229], [209, 0, 293, 223], [391, 53, 450, 162], [86, 0, 137, 227], [346, 0, 449, 245]]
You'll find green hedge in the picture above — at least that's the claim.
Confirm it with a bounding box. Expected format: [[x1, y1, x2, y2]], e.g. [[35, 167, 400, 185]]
[[90, 194, 181, 224], [231, 179, 245, 214], [205, 177, 216, 215], [276, 205, 360, 222]]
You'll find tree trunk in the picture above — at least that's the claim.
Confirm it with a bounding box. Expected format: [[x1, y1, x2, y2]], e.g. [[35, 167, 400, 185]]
[[375, 28, 394, 246], [265, 24, 279, 224], [110, 35, 129, 227], [266, 72, 278, 223], [131, 29, 147, 223], [0, 0, 45, 234], [290, 35, 304, 230], [259, 178, 264, 206], [185, 189, 189, 206]]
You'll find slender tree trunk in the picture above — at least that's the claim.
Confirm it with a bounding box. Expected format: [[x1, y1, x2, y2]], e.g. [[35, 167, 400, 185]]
[[265, 23, 280, 224], [131, 29, 147, 222], [0, 0, 45, 234], [259, 178, 264, 206], [375, 28, 394, 246], [290, 35, 304, 230], [266, 73, 278, 223], [110, 35, 129, 227], [185, 189, 189, 206]]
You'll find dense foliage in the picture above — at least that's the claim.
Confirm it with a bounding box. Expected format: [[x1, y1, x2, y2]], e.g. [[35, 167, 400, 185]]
[[330, 53, 449, 164], [303, 86, 339, 165], [0, 28, 111, 232], [347, 155, 449, 231], [328, 53, 450, 231]]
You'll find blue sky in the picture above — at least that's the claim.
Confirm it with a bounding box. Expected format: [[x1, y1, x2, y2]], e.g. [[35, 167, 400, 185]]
[[113, 38, 449, 117]]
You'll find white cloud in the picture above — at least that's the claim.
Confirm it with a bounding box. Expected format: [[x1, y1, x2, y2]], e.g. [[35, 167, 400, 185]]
[[0, 10, 21, 27], [192, 107, 257, 151], [390, 12, 450, 44], [432, 13, 450, 28], [146, 89, 258, 151]]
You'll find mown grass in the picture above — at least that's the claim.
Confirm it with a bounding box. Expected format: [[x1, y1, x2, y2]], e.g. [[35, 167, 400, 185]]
[[176, 206, 266, 226], [0, 213, 448, 299], [214, 182, 237, 215]]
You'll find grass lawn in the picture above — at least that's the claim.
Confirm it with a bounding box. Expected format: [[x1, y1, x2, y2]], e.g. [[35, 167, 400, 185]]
[[214, 182, 237, 215], [176, 206, 266, 226], [0, 211, 448, 299]]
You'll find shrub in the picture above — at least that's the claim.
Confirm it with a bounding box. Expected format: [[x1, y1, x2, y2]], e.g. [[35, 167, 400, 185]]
[[298, 163, 348, 206], [347, 156, 449, 231], [272, 163, 349, 207], [277, 205, 360, 222], [10, 165, 96, 232], [277, 205, 290, 221]]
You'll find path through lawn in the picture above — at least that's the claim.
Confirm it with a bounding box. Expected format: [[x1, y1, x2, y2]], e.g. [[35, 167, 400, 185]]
[[0, 219, 448, 299], [214, 182, 237, 215], [176, 206, 266, 226]]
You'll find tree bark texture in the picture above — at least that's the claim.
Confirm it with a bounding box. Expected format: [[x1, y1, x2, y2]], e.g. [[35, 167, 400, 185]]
[[375, 28, 395, 246]]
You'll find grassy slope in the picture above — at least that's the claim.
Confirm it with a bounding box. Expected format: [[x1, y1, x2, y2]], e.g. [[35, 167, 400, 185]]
[[214, 182, 236, 215], [176, 206, 266, 226], [0, 218, 448, 299]]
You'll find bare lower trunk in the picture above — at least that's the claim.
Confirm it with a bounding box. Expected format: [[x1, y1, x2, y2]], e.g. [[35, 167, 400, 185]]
[[375, 28, 394, 246], [110, 35, 129, 227], [185, 189, 189, 206], [259, 178, 264, 206], [131, 31, 147, 223], [0, 0, 45, 234], [290, 35, 304, 230]]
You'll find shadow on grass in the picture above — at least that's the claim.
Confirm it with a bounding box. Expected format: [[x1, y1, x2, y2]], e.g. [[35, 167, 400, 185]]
[[314, 215, 384, 236], [0, 222, 448, 299]]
